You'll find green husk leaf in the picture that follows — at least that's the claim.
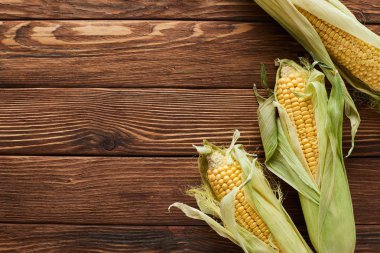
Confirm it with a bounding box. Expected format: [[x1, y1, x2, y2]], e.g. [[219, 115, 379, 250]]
[[319, 69, 356, 253], [258, 95, 319, 203], [169, 202, 237, 242]]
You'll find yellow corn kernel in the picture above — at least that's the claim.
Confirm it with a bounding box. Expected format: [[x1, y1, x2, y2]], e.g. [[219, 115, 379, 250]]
[[298, 8, 380, 92], [276, 66, 319, 179], [206, 154, 273, 245]]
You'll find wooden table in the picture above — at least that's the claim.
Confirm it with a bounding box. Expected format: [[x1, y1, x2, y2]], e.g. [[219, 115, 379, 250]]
[[0, 1, 379, 252]]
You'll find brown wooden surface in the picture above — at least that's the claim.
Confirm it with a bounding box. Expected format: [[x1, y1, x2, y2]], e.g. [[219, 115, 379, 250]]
[[0, 89, 378, 157], [0, 21, 302, 88], [0, 0, 379, 252], [0, 224, 378, 253], [0, 0, 378, 23], [0, 21, 378, 88], [0, 156, 378, 225]]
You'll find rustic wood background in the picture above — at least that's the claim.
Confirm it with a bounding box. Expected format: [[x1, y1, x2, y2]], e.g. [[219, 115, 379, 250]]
[[0, 0, 379, 252]]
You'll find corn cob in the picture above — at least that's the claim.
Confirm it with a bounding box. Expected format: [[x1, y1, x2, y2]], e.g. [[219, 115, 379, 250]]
[[255, 0, 379, 108], [276, 65, 319, 179], [298, 8, 380, 92], [171, 131, 313, 253], [256, 59, 357, 253], [206, 151, 272, 244]]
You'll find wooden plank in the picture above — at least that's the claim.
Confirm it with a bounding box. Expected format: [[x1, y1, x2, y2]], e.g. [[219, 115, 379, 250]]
[[0, 20, 303, 88], [0, 89, 378, 157], [0, 0, 378, 24], [0, 0, 264, 21], [0, 224, 378, 252], [0, 156, 377, 225], [0, 21, 378, 88]]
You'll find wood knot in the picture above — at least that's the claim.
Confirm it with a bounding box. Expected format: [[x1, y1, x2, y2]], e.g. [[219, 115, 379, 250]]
[[101, 132, 116, 151]]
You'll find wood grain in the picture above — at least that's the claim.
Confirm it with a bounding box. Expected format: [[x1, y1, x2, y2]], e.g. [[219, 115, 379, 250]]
[[0, 20, 303, 88], [0, 224, 378, 252], [0, 0, 264, 21], [0, 21, 378, 88], [0, 156, 378, 225], [0, 0, 378, 23], [0, 88, 378, 157], [344, 0, 380, 24]]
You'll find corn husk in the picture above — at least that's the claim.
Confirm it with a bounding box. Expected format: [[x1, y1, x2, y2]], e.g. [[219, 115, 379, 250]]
[[256, 59, 357, 253], [255, 0, 380, 107], [170, 130, 312, 253]]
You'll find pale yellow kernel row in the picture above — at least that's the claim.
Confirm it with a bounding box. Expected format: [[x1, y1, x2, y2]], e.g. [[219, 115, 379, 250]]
[[276, 69, 319, 178], [206, 158, 272, 244]]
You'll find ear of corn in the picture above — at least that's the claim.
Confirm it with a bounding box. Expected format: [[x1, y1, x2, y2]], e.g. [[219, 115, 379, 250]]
[[206, 152, 273, 244], [276, 63, 319, 179], [255, 0, 361, 156], [297, 7, 380, 92], [171, 130, 312, 253], [256, 59, 356, 253], [255, 0, 380, 108]]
